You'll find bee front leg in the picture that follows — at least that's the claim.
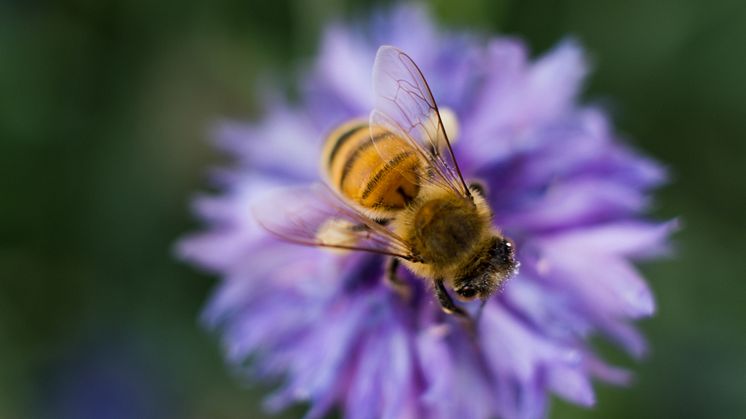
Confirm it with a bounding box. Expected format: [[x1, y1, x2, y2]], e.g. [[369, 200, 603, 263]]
[[386, 257, 411, 301], [468, 180, 488, 198], [434, 279, 475, 336]]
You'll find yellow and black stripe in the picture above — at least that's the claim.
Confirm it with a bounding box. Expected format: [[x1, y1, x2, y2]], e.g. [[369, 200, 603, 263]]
[[321, 120, 422, 215]]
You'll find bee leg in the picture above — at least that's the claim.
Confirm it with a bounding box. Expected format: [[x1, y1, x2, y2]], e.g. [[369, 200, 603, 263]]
[[468, 180, 488, 198], [434, 279, 475, 336], [386, 257, 412, 301]]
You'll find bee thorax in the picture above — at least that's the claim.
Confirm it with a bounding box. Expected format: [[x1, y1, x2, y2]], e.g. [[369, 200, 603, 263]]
[[409, 197, 486, 269]]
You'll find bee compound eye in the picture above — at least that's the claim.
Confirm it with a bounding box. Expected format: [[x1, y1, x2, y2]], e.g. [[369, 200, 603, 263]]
[[457, 286, 477, 299]]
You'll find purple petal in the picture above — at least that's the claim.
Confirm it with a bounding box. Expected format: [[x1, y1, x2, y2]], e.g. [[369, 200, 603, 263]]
[[548, 363, 595, 406], [464, 39, 586, 152], [213, 107, 320, 180], [501, 178, 651, 233], [417, 326, 494, 419], [313, 26, 374, 118], [539, 244, 656, 318]]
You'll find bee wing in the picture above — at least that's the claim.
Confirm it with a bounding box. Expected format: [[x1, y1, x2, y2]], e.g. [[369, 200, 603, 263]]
[[370, 45, 471, 198], [253, 183, 416, 260]]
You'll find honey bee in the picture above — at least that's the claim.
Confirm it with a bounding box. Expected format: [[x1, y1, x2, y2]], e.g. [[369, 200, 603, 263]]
[[255, 46, 518, 329]]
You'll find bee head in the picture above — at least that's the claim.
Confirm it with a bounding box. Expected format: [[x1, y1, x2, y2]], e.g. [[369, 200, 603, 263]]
[[453, 236, 518, 301]]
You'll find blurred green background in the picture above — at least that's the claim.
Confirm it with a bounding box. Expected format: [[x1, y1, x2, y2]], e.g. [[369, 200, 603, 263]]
[[1, 0, 744, 418]]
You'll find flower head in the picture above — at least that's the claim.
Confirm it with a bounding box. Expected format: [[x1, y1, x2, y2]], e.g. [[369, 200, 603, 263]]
[[178, 6, 674, 419]]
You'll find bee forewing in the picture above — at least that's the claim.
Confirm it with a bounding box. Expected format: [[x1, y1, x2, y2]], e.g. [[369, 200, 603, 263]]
[[371, 45, 470, 197]]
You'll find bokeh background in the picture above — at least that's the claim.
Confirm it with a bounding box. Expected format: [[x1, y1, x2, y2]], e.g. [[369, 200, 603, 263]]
[[2, 0, 744, 418]]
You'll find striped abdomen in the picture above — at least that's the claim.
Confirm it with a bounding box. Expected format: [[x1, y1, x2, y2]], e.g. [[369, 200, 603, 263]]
[[321, 120, 422, 216]]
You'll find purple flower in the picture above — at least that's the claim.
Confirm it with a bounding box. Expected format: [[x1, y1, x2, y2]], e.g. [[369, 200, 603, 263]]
[[178, 6, 674, 419]]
